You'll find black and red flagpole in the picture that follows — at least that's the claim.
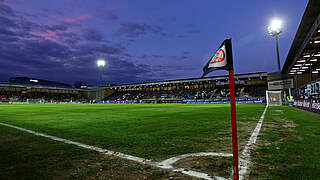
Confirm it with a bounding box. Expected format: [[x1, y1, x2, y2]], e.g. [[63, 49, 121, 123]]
[[229, 69, 239, 180], [202, 38, 239, 179], [225, 39, 239, 180]]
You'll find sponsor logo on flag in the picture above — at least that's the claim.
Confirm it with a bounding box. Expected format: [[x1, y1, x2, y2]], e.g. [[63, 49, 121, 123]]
[[202, 39, 233, 77], [208, 45, 227, 68]]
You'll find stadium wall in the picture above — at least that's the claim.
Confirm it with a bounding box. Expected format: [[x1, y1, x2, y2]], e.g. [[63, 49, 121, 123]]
[[293, 99, 320, 113]]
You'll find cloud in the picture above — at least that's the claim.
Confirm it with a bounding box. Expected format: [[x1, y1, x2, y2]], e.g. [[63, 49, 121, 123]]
[[188, 29, 201, 33], [104, 10, 118, 21], [46, 24, 68, 31], [177, 34, 185, 38], [76, 43, 124, 56], [152, 55, 163, 58], [171, 55, 189, 61], [64, 14, 90, 23], [0, 16, 17, 29], [82, 28, 104, 42], [116, 22, 167, 38], [0, 3, 15, 16], [0, 3, 174, 85]]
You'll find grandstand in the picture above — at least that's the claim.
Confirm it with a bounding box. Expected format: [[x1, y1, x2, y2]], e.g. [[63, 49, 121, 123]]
[[280, 0, 320, 112], [103, 72, 267, 104], [1, 72, 268, 104], [0, 77, 90, 104]]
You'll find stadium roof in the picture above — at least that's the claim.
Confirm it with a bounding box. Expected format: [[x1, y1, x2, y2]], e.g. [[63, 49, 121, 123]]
[[0, 83, 90, 91], [9, 77, 72, 88], [107, 72, 267, 88], [282, 0, 320, 75]]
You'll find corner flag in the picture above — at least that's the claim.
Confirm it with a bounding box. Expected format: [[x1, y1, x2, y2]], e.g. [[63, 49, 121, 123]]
[[202, 38, 239, 180], [202, 39, 233, 77]]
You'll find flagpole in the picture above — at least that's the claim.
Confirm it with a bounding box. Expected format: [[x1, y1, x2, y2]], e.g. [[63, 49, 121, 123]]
[[229, 69, 239, 180], [201, 38, 239, 179]]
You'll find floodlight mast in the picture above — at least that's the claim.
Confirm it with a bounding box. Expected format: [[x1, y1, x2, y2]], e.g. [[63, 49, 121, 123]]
[[97, 59, 106, 86], [268, 19, 282, 72]]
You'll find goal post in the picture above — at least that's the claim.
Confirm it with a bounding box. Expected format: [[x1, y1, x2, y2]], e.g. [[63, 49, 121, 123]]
[[266, 90, 282, 106]]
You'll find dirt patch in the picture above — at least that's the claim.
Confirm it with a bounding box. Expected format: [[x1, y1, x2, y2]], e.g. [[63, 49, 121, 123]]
[[202, 120, 257, 153], [272, 110, 283, 113], [262, 117, 296, 130], [248, 108, 304, 179], [238, 116, 259, 122], [172, 156, 233, 179], [70, 153, 196, 180]]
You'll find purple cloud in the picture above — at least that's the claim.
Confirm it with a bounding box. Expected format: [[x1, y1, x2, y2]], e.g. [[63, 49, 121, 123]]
[[82, 28, 105, 42], [116, 22, 166, 37]]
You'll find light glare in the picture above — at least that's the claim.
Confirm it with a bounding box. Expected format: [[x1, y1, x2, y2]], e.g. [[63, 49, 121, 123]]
[[97, 59, 106, 67], [268, 19, 282, 36]]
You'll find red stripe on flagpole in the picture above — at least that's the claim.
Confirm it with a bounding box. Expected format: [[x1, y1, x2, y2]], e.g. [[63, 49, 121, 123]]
[[229, 69, 239, 180]]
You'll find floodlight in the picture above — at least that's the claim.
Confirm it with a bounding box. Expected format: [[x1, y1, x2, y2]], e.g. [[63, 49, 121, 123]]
[[97, 59, 106, 87], [268, 18, 283, 72], [97, 59, 106, 67], [268, 19, 282, 37]]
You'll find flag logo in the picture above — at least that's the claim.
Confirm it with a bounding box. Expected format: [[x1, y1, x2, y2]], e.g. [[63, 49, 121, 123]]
[[210, 49, 225, 64], [202, 39, 233, 77], [208, 45, 227, 68]]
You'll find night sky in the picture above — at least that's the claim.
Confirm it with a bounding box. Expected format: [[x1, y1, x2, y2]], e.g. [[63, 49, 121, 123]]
[[0, 0, 308, 85]]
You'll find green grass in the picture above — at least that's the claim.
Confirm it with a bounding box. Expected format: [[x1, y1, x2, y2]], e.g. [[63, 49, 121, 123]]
[[0, 103, 265, 160], [0, 125, 192, 180], [1, 103, 319, 179], [250, 106, 320, 179], [0, 125, 98, 180]]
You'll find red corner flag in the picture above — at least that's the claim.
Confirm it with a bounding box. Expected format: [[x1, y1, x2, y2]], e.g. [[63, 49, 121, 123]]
[[202, 39, 239, 180]]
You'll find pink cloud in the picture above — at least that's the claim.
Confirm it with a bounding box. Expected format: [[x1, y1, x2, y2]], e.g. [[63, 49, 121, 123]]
[[30, 30, 59, 42], [64, 14, 90, 23]]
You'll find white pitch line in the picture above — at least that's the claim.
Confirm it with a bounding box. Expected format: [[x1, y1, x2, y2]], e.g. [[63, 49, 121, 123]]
[[239, 106, 268, 180], [0, 106, 268, 180], [0, 122, 217, 180], [161, 152, 233, 165]]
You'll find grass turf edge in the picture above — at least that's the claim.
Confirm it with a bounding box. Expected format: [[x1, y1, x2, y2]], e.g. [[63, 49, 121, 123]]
[[249, 106, 320, 179]]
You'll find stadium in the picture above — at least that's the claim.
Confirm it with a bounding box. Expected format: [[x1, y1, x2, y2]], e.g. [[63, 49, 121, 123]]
[[1, 0, 320, 180]]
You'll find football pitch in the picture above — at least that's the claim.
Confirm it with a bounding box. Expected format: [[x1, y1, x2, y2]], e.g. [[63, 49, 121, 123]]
[[0, 104, 319, 179]]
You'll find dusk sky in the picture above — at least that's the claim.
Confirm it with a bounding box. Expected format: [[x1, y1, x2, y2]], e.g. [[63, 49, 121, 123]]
[[0, 0, 308, 85]]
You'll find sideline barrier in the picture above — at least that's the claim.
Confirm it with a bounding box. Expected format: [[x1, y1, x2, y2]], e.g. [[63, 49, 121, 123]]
[[103, 98, 265, 104], [293, 99, 320, 113]]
